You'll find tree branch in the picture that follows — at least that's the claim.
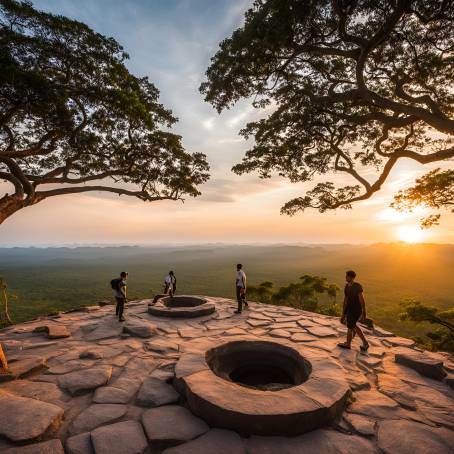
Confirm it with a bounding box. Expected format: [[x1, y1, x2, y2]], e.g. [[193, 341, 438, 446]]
[[326, 144, 454, 210], [4, 131, 60, 158], [27, 170, 123, 186], [35, 185, 181, 202], [0, 171, 24, 197], [354, 0, 454, 133], [2, 125, 15, 152], [0, 157, 33, 196], [332, 0, 368, 47]]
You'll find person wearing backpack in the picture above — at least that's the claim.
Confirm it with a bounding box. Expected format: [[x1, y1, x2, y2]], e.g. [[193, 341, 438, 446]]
[[111, 271, 128, 321]]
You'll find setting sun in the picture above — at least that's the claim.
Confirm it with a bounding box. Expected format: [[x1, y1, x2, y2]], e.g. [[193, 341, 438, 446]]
[[397, 225, 426, 243]]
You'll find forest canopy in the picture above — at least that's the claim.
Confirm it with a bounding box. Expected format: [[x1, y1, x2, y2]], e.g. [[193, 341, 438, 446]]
[[0, 0, 209, 224], [201, 0, 454, 224]]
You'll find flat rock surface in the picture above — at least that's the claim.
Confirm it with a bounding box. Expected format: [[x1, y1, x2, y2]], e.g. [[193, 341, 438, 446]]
[[136, 377, 179, 407], [144, 338, 179, 354], [92, 385, 134, 404], [343, 413, 376, 436], [305, 326, 338, 337], [0, 379, 65, 404], [142, 405, 209, 446], [0, 297, 452, 453], [245, 429, 378, 453], [36, 324, 70, 339], [0, 390, 64, 442], [91, 420, 148, 454], [69, 403, 128, 435], [1, 356, 46, 381], [3, 439, 64, 454], [291, 332, 316, 342], [84, 323, 123, 341], [348, 390, 400, 419], [163, 428, 246, 454], [377, 419, 454, 454], [65, 432, 94, 454], [58, 365, 113, 395], [383, 337, 415, 348], [123, 321, 158, 338], [395, 351, 447, 380], [268, 329, 291, 338]]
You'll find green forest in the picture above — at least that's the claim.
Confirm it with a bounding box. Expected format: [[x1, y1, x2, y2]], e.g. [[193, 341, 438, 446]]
[[1, 243, 453, 346]]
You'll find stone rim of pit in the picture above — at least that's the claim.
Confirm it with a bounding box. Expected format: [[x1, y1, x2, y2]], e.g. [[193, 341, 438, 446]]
[[175, 336, 351, 436], [148, 295, 216, 318]]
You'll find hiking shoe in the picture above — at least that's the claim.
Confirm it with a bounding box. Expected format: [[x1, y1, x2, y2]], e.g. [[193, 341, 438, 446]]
[[360, 343, 370, 352], [337, 342, 351, 349], [234, 310, 242, 314], [119, 317, 126, 322]]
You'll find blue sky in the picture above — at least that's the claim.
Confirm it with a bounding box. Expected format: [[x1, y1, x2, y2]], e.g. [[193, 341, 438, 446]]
[[1, 0, 452, 245]]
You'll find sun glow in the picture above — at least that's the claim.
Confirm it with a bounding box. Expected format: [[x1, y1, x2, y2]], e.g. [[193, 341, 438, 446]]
[[378, 208, 410, 223], [377, 206, 427, 224], [397, 225, 426, 243]]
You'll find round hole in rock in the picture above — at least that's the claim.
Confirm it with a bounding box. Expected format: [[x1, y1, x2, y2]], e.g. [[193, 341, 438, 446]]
[[206, 340, 311, 391], [162, 296, 207, 308]]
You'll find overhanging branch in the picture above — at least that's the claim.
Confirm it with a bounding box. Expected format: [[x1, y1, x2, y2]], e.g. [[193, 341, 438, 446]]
[[36, 185, 180, 202]]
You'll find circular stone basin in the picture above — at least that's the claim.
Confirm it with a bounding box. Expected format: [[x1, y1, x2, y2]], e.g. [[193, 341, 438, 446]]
[[148, 295, 216, 318], [175, 337, 351, 436], [206, 341, 311, 391]]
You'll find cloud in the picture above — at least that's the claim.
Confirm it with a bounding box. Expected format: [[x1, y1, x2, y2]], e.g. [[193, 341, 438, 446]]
[[226, 105, 256, 128], [5, 0, 452, 245], [202, 118, 216, 130], [199, 176, 283, 203]]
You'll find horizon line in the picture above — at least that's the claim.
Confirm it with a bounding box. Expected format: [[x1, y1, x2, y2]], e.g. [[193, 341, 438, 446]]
[[1, 241, 453, 249]]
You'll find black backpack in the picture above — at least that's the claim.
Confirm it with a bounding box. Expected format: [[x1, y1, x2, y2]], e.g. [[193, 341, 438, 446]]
[[110, 278, 121, 290]]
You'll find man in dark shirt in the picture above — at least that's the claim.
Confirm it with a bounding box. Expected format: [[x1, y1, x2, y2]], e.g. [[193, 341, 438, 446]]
[[114, 271, 128, 322], [338, 270, 369, 351]]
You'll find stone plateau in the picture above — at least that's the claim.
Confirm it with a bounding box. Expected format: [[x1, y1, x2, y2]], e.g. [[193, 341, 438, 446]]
[[0, 296, 452, 453]]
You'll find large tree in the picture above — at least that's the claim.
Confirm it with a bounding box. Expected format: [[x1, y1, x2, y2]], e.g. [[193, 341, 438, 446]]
[[201, 0, 453, 218], [0, 0, 209, 224]]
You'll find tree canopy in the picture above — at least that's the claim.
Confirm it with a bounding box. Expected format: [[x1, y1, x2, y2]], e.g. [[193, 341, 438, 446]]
[[248, 274, 339, 315], [0, 0, 209, 224], [201, 0, 453, 217], [400, 299, 454, 351], [392, 168, 454, 228]]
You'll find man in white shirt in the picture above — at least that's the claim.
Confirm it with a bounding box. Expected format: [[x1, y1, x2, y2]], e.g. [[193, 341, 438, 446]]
[[164, 271, 176, 297], [235, 263, 248, 314]]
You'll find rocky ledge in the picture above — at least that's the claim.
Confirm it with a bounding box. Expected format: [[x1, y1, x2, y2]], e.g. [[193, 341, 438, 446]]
[[0, 297, 453, 453]]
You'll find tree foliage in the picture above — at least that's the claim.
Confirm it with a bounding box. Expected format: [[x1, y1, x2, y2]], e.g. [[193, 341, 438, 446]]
[[246, 280, 274, 304], [391, 168, 454, 228], [0, 0, 209, 224], [248, 274, 340, 315], [400, 299, 454, 352], [201, 0, 454, 216]]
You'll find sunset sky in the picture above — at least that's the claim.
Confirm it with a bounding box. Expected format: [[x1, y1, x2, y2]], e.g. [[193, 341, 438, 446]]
[[1, 0, 453, 246]]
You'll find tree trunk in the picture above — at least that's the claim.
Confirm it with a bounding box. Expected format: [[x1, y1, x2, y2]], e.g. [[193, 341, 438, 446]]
[[0, 284, 12, 326], [0, 194, 44, 225]]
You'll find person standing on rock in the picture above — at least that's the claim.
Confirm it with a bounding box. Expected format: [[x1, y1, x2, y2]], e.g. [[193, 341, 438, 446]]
[[112, 271, 128, 322], [338, 270, 369, 352], [164, 271, 176, 297], [234, 263, 248, 314]]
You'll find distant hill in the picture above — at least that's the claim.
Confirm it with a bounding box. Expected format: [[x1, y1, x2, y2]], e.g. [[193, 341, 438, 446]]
[[1, 243, 453, 340]]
